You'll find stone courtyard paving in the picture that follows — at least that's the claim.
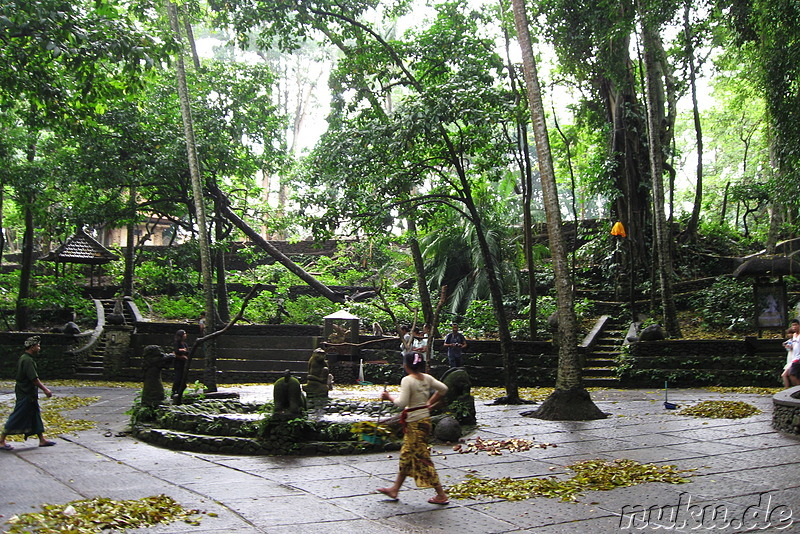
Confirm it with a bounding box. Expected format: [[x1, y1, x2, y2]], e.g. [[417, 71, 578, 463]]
[[1, 384, 798, 533]]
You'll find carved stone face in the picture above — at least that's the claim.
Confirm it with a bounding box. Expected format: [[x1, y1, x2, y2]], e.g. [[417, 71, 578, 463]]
[[144, 344, 166, 365]]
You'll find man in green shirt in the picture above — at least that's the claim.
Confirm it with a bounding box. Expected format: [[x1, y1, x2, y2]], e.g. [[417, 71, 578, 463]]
[[0, 336, 55, 450]]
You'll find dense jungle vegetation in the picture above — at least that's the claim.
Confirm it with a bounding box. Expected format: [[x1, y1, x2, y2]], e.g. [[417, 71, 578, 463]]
[[1, 0, 798, 347]]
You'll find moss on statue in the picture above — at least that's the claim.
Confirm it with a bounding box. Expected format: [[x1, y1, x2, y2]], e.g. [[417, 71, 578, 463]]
[[273, 370, 306, 421]]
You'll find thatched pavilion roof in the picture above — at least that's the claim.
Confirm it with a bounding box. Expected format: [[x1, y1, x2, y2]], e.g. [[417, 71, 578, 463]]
[[40, 229, 119, 265]]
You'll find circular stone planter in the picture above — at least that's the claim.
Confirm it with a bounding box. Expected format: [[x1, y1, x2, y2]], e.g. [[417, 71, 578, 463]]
[[772, 386, 800, 436], [131, 397, 403, 456]]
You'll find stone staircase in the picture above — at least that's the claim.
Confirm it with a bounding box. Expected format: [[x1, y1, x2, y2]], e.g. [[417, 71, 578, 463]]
[[74, 333, 107, 379], [582, 315, 627, 387], [74, 298, 136, 379]]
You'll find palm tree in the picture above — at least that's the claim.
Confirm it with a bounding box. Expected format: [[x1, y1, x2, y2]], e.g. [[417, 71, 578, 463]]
[[512, 0, 605, 420]]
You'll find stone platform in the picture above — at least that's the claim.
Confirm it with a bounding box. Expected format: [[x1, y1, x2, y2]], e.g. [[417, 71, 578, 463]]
[[1, 385, 798, 533]]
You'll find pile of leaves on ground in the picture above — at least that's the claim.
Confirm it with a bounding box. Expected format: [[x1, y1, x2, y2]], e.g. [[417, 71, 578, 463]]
[[4, 495, 205, 533], [0, 379, 141, 389], [451, 437, 555, 455], [0, 395, 99, 441], [704, 386, 780, 395], [678, 400, 761, 419], [447, 459, 692, 502]]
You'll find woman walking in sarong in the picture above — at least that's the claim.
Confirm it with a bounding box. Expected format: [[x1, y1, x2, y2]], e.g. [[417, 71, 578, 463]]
[[376, 352, 450, 505], [0, 336, 55, 450]]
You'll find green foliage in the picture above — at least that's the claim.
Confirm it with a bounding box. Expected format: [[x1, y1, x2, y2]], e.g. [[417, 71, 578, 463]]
[[146, 294, 204, 321], [21, 271, 94, 320], [283, 295, 340, 325], [462, 300, 498, 338], [446, 399, 474, 423], [365, 363, 405, 385], [135, 260, 195, 295], [685, 277, 752, 331]]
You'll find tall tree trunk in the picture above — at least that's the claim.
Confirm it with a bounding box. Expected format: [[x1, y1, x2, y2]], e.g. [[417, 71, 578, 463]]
[[682, 4, 703, 241], [167, 0, 218, 391], [512, 0, 605, 420], [15, 141, 36, 331], [466, 198, 520, 404], [211, 185, 346, 304], [407, 217, 433, 326], [500, 10, 538, 340], [640, 19, 681, 338], [0, 184, 4, 267], [214, 208, 231, 323], [15, 201, 33, 331], [123, 186, 136, 296]]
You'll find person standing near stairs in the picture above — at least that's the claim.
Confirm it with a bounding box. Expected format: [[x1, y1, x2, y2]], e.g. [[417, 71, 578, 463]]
[[171, 329, 189, 400], [0, 336, 56, 450]]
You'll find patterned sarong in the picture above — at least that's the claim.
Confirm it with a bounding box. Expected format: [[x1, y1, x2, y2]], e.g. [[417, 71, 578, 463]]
[[398, 418, 441, 488], [3, 395, 45, 439]]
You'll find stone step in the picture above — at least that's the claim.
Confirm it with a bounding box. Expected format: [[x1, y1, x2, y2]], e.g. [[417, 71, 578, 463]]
[[584, 358, 617, 367], [583, 377, 620, 387]]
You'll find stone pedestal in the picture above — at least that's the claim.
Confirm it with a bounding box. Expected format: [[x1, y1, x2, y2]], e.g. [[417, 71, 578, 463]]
[[103, 325, 133, 377]]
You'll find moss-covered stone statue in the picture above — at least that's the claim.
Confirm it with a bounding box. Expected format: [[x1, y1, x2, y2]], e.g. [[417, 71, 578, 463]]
[[273, 370, 306, 420], [303, 348, 331, 398], [141, 345, 175, 407], [440, 367, 476, 425]]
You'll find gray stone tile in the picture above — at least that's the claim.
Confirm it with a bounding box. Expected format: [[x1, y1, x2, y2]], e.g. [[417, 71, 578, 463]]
[[465, 497, 617, 529], [224, 494, 361, 525], [328, 491, 448, 520], [594, 445, 700, 464], [289, 475, 386, 499], [255, 463, 367, 483], [666, 440, 764, 457], [265, 519, 408, 534], [182, 477, 301, 499], [385, 503, 517, 534], [678, 473, 777, 500]]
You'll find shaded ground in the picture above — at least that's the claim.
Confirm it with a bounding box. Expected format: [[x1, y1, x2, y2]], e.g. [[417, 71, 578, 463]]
[[1, 384, 798, 533]]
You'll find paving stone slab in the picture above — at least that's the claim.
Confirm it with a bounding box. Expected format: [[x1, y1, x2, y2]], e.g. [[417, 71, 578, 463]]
[[589, 445, 700, 464], [666, 439, 765, 457], [328, 492, 450, 520], [289, 475, 390, 499], [265, 518, 411, 534], [385, 503, 517, 534], [181, 477, 301, 500], [676, 473, 777, 501], [223, 494, 361, 525], [446, 458, 565, 481], [568, 482, 695, 516], [464, 497, 617, 529], [254, 463, 368, 483]]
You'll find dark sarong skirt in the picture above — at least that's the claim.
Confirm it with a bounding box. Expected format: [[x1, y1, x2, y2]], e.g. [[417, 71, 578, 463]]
[[3, 395, 44, 438]]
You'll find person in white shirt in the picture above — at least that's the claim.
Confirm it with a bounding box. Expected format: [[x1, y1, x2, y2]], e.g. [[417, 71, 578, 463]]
[[376, 352, 449, 505], [782, 319, 800, 388]]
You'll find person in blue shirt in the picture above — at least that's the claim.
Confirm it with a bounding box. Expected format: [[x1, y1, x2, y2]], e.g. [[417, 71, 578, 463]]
[[443, 323, 467, 368]]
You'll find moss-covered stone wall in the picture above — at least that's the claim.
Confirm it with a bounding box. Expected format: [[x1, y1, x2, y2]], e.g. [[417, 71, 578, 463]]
[[0, 333, 84, 379]]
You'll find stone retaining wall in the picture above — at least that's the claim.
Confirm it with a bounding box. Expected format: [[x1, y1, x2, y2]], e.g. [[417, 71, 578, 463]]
[[619, 338, 784, 387]]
